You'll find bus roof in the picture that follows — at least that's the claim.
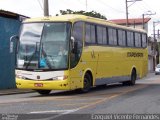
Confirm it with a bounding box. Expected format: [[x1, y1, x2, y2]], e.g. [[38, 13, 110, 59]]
[[24, 14, 147, 33]]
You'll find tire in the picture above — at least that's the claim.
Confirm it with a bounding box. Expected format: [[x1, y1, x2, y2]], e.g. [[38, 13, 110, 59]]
[[123, 69, 136, 86], [79, 73, 92, 93], [129, 70, 136, 85], [36, 90, 51, 95]]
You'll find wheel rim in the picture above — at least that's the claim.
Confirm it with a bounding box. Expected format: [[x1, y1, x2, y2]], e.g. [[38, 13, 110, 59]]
[[84, 78, 89, 90], [131, 71, 136, 84], [83, 74, 91, 92]]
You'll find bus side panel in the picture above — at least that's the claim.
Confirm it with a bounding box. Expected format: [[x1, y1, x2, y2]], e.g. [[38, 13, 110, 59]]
[[95, 47, 148, 85], [96, 47, 116, 79]]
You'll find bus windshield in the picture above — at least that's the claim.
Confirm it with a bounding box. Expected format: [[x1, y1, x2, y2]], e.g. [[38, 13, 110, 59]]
[[17, 22, 71, 70]]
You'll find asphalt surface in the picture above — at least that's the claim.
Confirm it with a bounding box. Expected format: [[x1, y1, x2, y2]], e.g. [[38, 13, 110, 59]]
[[0, 73, 160, 120]]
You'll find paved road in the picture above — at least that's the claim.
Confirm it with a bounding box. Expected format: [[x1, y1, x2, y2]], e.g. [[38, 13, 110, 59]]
[[0, 73, 160, 120]]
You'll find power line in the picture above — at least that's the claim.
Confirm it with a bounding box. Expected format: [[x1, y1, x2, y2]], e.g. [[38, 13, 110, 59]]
[[142, 1, 156, 12], [128, 2, 157, 22], [77, 0, 86, 5], [60, 0, 75, 9], [125, 0, 142, 26], [37, 0, 43, 11], [124, 1, 153, 19], [86, 0, 88, 11], [77, 0, 88, 11], [95, 0, 126, 13], [143, 1, 160, 17]]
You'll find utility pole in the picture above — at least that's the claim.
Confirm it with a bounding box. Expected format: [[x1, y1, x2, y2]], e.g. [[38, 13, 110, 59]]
[[153, 21, 156, 68], [86, 0, 88, 11], [125, 0, 129, 26], [125, 0, 142, 27], [142, 11, 156, 29], [44, 0, 49, 16], [153, 21, 160, 66], [153, 21, 160, 42]]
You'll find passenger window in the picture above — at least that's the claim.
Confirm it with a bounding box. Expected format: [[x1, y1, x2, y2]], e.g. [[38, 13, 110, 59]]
[[97, 26, 107, 45], [102, 27, 107, 44], [118, 29, 126, 46], [85, 24, 91, 45], [135, 33, 141, 47], [85, 24, 96, 45], [108, 28, 117, 45], [90, 25, 96, 44], [142, 34, 147, 48], [97, 26, 103, 44], [127, 31, 134, 47]]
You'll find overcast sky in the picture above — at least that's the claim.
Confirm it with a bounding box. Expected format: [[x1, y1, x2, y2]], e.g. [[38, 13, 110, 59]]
[[0, 0, 160, 35]]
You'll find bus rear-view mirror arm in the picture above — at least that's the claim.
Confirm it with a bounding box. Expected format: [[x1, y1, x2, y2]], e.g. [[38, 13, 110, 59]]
[[10, 35, 19, 53], [71, 36, 75, 49], [71, 36, 78, 54]]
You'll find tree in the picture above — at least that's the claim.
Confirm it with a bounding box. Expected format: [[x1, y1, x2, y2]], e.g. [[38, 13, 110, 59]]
[[56, 9, 107, 20]]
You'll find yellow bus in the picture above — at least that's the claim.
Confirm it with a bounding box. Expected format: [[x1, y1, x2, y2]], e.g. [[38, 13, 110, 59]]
[[13, 15, 148, 95]]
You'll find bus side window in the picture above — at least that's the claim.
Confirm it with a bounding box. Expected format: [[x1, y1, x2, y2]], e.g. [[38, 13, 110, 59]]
[[108, 28, 117, 46], [118, 29, 126, 47], [85, 24, 96, 45], [97, 26, 107, 45], [135, 33, 141, 48], [127, 31, 134, 47], [85, 24, 91, 45], [142, 34, 147, 48]]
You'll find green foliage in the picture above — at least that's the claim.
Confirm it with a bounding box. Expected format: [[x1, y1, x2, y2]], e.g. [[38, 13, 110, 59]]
[[57, 9, 107, 20]]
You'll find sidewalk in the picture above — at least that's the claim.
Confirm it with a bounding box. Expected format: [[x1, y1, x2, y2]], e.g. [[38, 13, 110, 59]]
[[0, 89, 34, 95]]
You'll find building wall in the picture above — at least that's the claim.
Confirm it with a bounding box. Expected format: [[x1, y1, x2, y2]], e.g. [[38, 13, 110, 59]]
[[148, 39, 156, 72], [0, 16, 21, 89], [128, 23, 148, 32], [148, 56, 154, 71]]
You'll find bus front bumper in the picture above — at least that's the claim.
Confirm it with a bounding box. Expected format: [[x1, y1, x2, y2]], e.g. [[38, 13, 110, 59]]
[[16, 78, 71, 90]]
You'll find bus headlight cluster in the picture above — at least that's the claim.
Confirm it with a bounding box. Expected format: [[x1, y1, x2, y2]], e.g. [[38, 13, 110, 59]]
[[16, 75, 26, 79], [52, 75, 68, 80]]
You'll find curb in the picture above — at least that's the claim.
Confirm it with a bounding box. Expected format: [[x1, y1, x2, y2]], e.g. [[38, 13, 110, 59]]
[[0, 89, 35, 96]]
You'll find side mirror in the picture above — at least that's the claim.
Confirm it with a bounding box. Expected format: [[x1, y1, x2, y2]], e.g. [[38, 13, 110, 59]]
[[71, 36, 75, 49], [10, 35, 19, 53], [71, 36, 78, 54]]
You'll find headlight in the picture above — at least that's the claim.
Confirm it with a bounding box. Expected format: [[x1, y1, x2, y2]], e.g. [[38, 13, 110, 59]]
[[52, 75, 68, 80], [16, 75, 26, 79]]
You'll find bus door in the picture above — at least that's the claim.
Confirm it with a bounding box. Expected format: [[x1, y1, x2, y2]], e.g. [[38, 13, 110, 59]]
[[69, 22, 84, 90], [69, 22, 98, 89]]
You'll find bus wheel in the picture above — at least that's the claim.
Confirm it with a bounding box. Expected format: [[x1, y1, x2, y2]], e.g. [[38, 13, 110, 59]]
[[80, 73, 92, 93], [123, 69, 136, 86], [130, 70, 136, 85], [36, 90, 51, 95]]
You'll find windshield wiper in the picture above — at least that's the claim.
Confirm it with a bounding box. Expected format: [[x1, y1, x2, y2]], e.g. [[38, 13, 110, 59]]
[[25, 42, 39, 69]]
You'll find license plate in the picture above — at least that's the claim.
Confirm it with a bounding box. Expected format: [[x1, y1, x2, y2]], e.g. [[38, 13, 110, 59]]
[[34, 83, 43, 87]]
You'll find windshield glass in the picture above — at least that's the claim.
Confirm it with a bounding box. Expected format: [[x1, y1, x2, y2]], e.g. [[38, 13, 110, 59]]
[[17, 22, 71, 70]]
